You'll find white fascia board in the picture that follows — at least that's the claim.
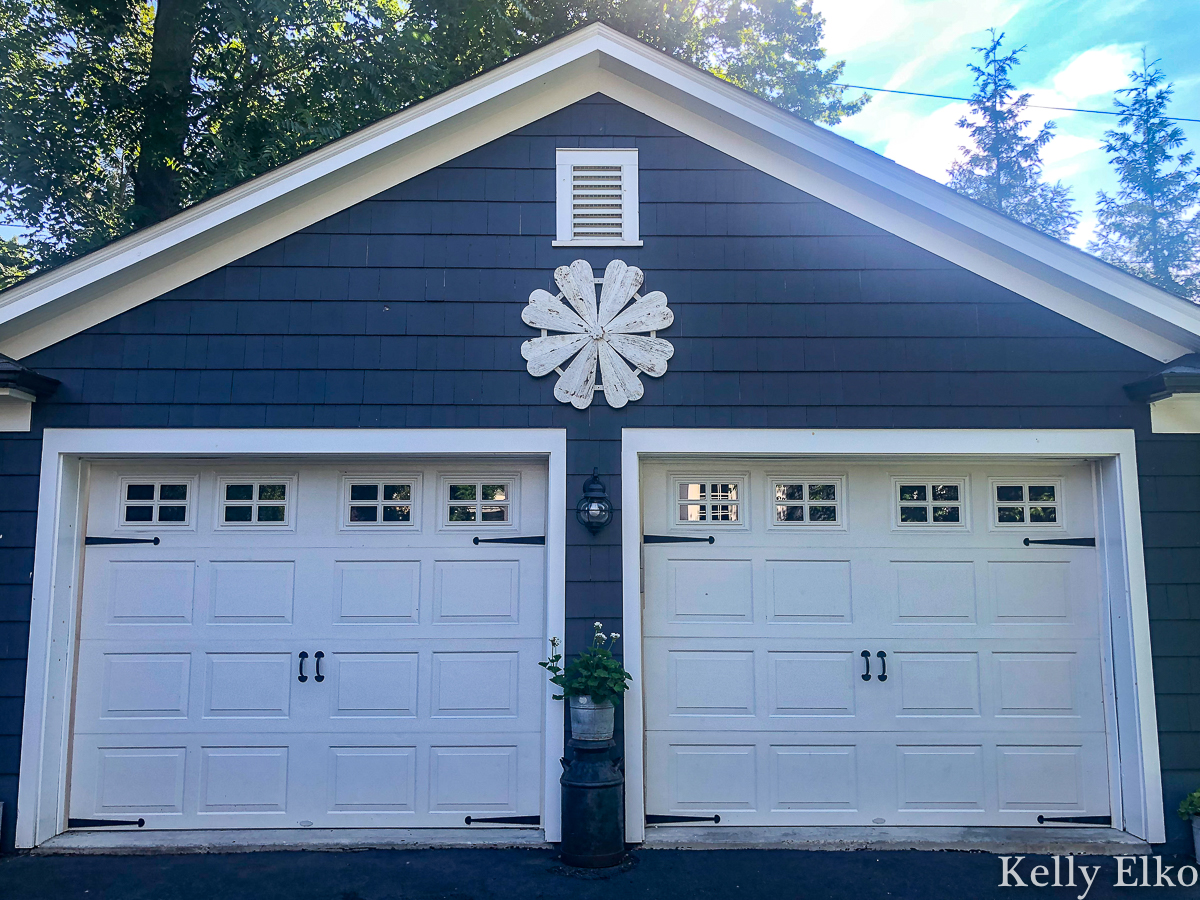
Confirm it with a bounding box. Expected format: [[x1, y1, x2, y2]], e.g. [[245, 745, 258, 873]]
[[2, 24, 1198, 361]]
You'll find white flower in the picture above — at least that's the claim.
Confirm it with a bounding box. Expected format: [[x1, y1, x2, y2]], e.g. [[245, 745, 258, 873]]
[[596, 633, 607, 642], [594, 621, 603, 628], [521, 260, 674, 409], [610, 632, 620, 640]]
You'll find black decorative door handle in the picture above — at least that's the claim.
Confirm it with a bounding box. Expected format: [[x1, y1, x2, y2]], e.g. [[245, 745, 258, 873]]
[[876, 651, 887, 682], [861, 650, 871, 681], [297, 651, 308, 683], [314, 651, 325, 683]]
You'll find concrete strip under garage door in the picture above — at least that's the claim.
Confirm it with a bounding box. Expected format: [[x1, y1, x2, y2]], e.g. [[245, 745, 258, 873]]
[[640, 825, 1150, 855], [33, 828, 553, 855]]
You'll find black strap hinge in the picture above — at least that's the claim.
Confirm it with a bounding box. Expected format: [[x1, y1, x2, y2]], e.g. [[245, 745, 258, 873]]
[[644, 535, 715, 544], [646, 814, 721, 824], [68, 817, 146, 828], [1037, 815, 1111, 825], [1023, 537, 1096, 547], [472, 535, 545, 545], [464, 814, 540, 825], [85, 536, 160, 546]]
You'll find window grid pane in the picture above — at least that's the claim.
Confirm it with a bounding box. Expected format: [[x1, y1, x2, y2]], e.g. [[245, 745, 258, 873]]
[[993, 482, 1060, 527], [676, 480, 742, 525], [446, 481, 512, 525], [123, 481, 191, 526], [222, 480, 290, 526], [772, 482, 840, 526], [897, 481, 964, 527], [346, 481, 416, 526]]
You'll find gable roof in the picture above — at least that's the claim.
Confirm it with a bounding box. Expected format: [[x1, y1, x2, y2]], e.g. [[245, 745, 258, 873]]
[[1, 23, 1198, 362]]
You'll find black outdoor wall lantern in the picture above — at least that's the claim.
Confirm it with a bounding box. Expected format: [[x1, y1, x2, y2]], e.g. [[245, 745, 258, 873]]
[[576, 468, 613, 535]]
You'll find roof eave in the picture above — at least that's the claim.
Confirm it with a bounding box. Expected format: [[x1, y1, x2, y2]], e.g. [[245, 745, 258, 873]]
[[0, 354, 60, 398]]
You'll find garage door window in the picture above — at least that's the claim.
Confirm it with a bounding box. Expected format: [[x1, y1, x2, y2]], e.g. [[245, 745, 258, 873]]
[[991, 480, 1061, 526], [772, 479, 841, 525], [676, 480, 742, 524], [120, 478, 194, 526], [446, 481, 512, 524], [895, 479, 965, 526], [345, 479, 416, 525], [220, 478, 293, 526]]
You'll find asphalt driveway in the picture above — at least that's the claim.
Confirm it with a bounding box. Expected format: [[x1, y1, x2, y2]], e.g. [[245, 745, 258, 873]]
[[2, 848, 1199, 900]]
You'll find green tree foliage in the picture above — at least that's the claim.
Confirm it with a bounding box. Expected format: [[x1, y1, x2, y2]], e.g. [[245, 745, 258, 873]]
[[1088, 56, 1200, 301], [0, 235, 33, 285], [947, 29, 1079, 241], [0, 0, 866, 288]]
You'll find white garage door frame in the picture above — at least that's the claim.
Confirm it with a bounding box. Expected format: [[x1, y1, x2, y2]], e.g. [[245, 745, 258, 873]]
[[619, 428, 1165, 844], [16, 427, 567, 849]]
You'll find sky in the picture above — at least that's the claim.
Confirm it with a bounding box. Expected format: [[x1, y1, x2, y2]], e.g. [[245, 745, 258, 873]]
[[821, 0, 1200, 247]]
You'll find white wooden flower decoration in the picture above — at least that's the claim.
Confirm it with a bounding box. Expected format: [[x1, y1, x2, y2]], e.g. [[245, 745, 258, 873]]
[[521, 260, 674, 409]]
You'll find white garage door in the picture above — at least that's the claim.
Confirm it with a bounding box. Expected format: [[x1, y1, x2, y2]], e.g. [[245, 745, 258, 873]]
[[642, 460, 1114, 827], [68, 458, 547, 830]]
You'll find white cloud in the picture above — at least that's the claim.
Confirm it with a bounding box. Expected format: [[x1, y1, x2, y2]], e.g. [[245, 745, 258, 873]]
[[1048, 44, 1142, 101], [877, 102, 970, 182], [822, 0, 1024, 87], [820, 0, 917, 56], [1041, 133, 1103, 175], [1076, 213, 1100, 247]]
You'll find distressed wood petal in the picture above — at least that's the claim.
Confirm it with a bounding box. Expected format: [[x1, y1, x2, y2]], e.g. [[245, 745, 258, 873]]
[[553, 339, 599, 409], [522, 289, 587, 333], [598, 340, 644, 409], [605, 290, 673, 333], [605, 333, 674, 377], [521, 333, 590, 377], [597, 260, 644, 327], [554, 260, 598, 327]]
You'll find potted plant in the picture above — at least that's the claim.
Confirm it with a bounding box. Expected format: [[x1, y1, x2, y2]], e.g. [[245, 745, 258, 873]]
[[1179, 790, 1200, 860], [540, 622, 632, 741]]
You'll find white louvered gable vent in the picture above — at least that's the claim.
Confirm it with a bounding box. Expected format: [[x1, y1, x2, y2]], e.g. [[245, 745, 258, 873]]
[[554, 149, 641, 246], [571, 165, 623, 239]]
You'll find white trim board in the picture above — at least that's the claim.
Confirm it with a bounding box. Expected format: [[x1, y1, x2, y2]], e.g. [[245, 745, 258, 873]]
[[619, 428, 1164, 845], [0, 25, 1198, 361], [1148, 394, 1200, 433], [15, 428, 568, 849], [0, 387, 34, 431]]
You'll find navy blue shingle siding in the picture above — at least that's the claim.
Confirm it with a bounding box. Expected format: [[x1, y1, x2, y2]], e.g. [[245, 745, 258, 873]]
[[0, 95, 1195, 851]]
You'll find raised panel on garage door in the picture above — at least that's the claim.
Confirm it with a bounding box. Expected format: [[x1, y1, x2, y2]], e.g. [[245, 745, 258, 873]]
[[641, 460, 1113, 827], [68, 459, 548, 830]]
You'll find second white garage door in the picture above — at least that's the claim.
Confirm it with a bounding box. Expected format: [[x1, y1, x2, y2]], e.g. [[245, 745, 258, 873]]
[[69, 458, 547, 830], [642, 459, 1114, 827]]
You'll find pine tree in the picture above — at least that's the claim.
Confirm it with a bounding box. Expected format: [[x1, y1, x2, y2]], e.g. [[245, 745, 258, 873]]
[[948, 30, 1079, 241], [1088, 55, 1200, 301]]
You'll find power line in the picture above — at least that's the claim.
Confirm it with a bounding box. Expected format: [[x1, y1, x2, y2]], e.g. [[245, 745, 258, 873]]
[[833, 83, 1200, 124]]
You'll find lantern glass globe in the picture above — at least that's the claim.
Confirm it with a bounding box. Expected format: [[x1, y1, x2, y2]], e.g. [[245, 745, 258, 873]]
[[576, 469, 613, 535]]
